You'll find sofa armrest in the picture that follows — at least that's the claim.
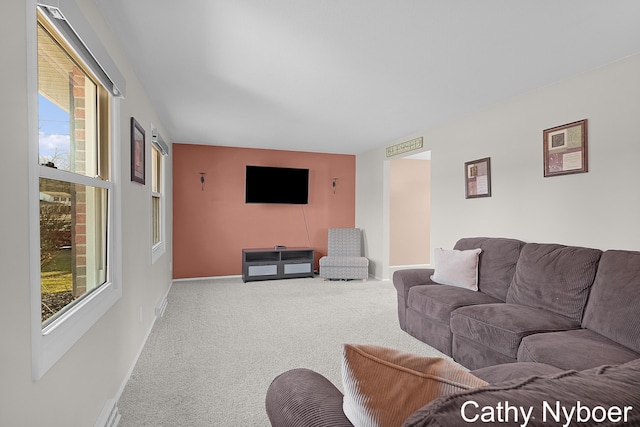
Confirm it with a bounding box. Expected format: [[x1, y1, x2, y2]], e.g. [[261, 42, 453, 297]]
[[393, 268, 436, 297], [266, 368, 353, 427], [392, 269, 436, 331]]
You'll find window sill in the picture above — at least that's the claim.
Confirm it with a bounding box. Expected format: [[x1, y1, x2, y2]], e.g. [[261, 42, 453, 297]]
[[33, 281, 121, 380]]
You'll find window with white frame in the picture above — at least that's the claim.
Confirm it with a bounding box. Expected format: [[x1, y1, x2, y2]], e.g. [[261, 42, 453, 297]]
[[151, 127, 168, 262], [152, 145, 162, 246], [31, 2, 125, 379], [38, 17, 110, 324]]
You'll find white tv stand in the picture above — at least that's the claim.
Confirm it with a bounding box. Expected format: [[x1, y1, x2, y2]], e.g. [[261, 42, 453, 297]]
[[242, 247, 315, 282]]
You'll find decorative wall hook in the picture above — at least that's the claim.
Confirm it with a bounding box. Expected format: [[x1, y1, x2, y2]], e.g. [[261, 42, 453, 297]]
[[200, 173, 206, 191], [332, 178, 338, 194]]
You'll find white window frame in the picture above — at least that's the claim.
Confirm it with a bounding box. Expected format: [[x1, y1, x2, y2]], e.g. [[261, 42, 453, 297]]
[[151, 125, 168, 264], [27, 0, 125, 380]]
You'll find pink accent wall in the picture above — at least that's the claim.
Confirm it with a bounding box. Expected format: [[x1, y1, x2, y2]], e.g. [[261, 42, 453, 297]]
[[173, 144, 356, 278]]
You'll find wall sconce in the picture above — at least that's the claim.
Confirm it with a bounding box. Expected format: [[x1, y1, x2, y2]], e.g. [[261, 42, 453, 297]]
[[332, 178, 338, 194], [200, 173, 206, 191]]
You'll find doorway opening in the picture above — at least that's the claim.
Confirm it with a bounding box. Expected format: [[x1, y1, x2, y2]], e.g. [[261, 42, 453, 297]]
[[389, 151, 431, 272]]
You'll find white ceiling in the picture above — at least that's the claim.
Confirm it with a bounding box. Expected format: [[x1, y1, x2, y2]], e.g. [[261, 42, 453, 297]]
[[97, 1, 640, 154]]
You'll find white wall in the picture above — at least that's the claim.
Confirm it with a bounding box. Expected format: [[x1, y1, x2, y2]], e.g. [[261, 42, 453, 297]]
[[0, 0, 172, 425], [356, 146, 388, 279], [357, 54, 640, 279]]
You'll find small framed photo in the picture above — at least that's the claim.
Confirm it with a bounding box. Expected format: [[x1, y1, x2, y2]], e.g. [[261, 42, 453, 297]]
[[131, 117, 145, 184], [465, 157, 491, 199], [543, 119, 588, 177]]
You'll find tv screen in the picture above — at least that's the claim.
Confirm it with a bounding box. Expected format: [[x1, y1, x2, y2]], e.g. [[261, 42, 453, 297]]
[[245, 165, 309, 204]]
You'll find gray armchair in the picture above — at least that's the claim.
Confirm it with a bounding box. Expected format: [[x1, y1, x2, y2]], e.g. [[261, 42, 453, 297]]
[[319, 228, 369, 280]]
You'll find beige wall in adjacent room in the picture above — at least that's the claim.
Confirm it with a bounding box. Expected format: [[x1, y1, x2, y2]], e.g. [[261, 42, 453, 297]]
[[389, 158, 431, 266]]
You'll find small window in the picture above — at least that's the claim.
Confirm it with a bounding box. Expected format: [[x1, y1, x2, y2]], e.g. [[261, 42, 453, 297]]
[[151, 144, 162, 246], [151, 127, 168, 263]]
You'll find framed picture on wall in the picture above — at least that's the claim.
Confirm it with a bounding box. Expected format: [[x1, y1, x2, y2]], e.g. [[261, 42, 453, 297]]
[[543, 119, 588, 177], [465, 157, 491, 199], [131, 117, 145, 184]]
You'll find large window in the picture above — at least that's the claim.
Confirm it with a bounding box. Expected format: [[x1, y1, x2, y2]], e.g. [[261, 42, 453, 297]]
[[31, 2, 125, 379], [38, 18, 110, 325]]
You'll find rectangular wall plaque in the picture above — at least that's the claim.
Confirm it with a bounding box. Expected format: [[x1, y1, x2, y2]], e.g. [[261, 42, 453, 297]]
[[465, 157, 491, 199], [386, 137, 424, 157], [543, 119, 588, 177]]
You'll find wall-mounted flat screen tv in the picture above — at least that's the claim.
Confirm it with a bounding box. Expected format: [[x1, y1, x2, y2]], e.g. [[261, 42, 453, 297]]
[[245, 165, 309, 204]]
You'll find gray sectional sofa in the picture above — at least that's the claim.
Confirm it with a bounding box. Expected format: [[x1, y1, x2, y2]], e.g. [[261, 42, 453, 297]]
[[265, 237, 640, 426], [266, 359, 640, 426], [394, 237, 640, 370]]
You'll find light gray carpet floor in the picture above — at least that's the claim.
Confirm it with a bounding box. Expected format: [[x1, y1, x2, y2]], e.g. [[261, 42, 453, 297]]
[[117, 276, 450, 426]]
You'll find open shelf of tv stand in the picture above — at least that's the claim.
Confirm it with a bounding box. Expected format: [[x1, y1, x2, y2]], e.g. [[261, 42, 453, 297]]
[[242, 247, 315, 282]]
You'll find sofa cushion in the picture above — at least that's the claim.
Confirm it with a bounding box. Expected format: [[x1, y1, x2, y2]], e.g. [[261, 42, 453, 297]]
[[453, 237, 525, 301], [407, 285, 501, 324], [518, 328, 640, 371], [430, 248, 482, 290], [470, 362, 564, 383], [404, 358, 640, 427], [405, 312, 454, 356], [506, 243, 602, 322], [450, 303, 581, 359], [341, 344, 487, 427], [582, 249, 640, 353], [452, 335, 518, 370]]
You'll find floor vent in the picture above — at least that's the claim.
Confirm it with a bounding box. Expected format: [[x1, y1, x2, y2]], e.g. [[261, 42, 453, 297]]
[[155, 295, 168, 318], [95, 399, 121, 427]]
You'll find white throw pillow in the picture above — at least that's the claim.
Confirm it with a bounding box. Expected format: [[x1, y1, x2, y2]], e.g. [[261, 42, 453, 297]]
[[430, 247, 482, 291]]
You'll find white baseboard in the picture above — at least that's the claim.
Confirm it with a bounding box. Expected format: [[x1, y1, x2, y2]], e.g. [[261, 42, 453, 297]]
[[94, 399, 120, 427], [390, 263, 432, 269], [112, 308, 157, 412], [110, 279, 173, 423], [172, 274, 242, 282]]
